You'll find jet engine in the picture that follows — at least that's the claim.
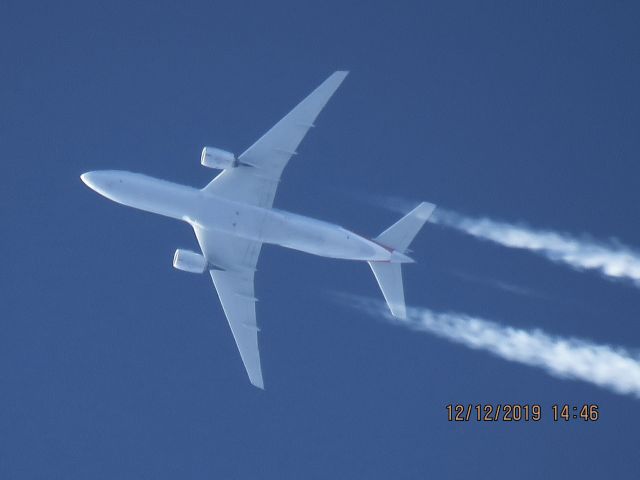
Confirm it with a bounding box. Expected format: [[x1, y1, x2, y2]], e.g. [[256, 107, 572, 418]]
[[201, 146, 236, 169], [173, 249, 208, 273]]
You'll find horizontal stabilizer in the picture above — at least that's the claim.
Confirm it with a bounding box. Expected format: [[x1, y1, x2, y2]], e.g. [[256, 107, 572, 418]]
[[375, 202, 436, 252], [368, 261, 406, 319]]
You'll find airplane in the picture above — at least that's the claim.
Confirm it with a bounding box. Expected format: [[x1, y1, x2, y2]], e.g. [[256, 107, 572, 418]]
[[81, 71, 436, 389]]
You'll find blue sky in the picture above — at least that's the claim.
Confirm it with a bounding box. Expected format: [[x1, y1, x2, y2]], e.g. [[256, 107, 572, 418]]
[[2, 1, 640, 478]]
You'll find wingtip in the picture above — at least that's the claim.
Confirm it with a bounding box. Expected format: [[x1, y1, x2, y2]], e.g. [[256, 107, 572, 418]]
[[251, 380, 265, 390], [417, 201, 437, 210], [249, 371, 265, 390], [391, 307, 407, 320], [332, 70, 349, 81], [414, 202, 437, 220]]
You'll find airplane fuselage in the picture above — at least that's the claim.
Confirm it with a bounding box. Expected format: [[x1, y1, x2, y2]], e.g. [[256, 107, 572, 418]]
[[81, 170, 406, 263], [79, 71, 430, 388]]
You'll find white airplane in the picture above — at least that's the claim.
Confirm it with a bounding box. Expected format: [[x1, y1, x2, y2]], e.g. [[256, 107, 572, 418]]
[[81, 71, 435, 389]]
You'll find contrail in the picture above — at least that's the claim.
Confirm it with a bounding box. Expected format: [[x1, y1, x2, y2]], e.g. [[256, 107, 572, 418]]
[[431, 208, 640, 286], [356, 192, 640, 286], [450, 270, 549, 300], [342, 295, 640, 398], [350, 191, 421, 215]]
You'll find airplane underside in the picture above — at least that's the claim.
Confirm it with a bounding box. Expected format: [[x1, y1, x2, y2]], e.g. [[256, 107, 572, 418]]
[[81, 71, 435, 388]]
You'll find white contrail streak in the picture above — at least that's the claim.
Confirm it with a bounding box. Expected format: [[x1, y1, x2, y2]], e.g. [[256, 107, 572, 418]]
[[430, 209, 640, 286], [345, 296, 640, 398], [356, 192, 640, 286]]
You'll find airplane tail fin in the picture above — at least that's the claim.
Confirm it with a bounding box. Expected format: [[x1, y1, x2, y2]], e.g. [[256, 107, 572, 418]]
[[368, 262, 407, 318], [374, 202, 436, 253], [368, 202, 436, 319]]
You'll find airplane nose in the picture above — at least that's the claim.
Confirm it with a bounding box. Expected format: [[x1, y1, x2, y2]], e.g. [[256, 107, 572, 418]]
[[80, 172, 93, 187], [80, 171, 117, 194], [80, 171, 97, 189]]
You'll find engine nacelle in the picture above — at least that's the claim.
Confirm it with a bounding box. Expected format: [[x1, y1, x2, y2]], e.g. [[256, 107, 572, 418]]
[[173, 249, 208, 274], [201, 146, 236, 169]]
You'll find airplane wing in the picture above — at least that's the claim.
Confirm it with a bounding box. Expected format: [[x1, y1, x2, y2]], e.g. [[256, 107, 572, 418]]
[[202, 71, 348, 208], [193, 225, 264, 388], [194, 72, 348, 387]]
